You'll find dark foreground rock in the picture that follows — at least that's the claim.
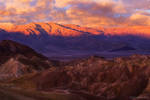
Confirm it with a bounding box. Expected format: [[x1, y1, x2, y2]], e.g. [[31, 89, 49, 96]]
[[10, 55, 150, 100]]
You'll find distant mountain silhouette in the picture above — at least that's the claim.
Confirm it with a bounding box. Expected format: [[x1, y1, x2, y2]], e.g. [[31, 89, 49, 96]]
[[110, 46, 136, 52]]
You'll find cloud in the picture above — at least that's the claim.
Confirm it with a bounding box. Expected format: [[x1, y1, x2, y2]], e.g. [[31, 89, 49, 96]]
[[54, 0, 72, 7], [0, 0, 54, 24], [56, 0, 128, 27], [121, 0, 150, 9], [0, 0, 149, 27], [129, 13, 150, 26]]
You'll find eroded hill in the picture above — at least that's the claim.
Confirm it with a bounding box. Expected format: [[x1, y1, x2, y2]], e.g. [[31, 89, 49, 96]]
[[8, 55, 150, 100], [0, 40, 59, 80]]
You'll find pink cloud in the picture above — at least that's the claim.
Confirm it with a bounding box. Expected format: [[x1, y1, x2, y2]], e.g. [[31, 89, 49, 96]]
[[0, 0, 149, 27]]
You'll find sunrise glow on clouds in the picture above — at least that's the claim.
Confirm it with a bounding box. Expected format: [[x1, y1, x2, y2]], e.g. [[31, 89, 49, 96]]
[[0, 0, 150, 27]]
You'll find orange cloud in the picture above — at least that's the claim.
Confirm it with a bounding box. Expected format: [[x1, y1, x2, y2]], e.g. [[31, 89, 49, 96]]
[[0, 0, 149, 27], [60, 0, 127, 27], [129, 13, 150, 26]]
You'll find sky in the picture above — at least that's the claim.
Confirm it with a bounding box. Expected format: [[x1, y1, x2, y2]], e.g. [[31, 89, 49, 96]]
[[0, 0, 150, 27]]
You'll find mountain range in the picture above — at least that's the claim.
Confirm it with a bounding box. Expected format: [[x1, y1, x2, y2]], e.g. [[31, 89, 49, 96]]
[[0, 22, 150, 59]]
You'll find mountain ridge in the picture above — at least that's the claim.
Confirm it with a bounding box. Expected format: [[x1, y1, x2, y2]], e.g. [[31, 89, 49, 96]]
[[0, 22, 150, 37], [0, 22, 150, 58], [0, 22, 103, 36]]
